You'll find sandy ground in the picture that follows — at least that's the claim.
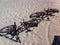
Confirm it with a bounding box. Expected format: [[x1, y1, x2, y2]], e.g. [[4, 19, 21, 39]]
[[0, 0, 60, 45]]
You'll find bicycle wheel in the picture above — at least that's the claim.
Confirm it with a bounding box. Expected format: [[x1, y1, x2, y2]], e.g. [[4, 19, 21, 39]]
[[0, 25, 13, 35]]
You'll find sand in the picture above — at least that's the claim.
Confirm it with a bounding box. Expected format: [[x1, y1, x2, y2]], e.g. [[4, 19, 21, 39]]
[[0, 0, 60, 45]]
